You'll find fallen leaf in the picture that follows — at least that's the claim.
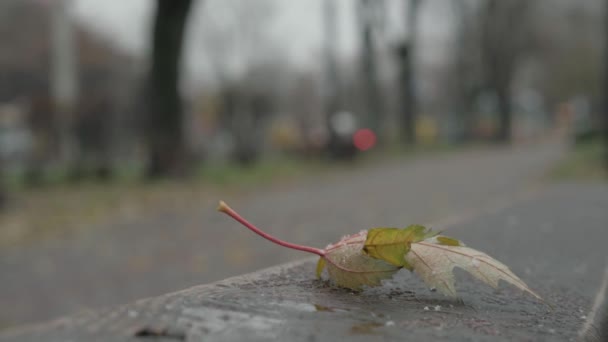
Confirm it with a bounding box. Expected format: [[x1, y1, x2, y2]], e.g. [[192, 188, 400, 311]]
[[363, 225, 437, 269], [218, 201, 543, 301], [317, 231, 400, 290], [403, 236, 543, 300]]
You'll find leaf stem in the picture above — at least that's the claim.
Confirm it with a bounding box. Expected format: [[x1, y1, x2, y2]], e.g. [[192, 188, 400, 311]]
[[217, 201, 325, 256]]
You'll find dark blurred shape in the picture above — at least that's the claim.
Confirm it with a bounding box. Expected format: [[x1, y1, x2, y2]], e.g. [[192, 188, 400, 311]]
[[194, 0, 281, 166], [71, 90, 113, 181], [449, 0, 480, 142], [0, 0, 136, 188], [0, 0, 605, 190], [396, 0, 421, 145], [322, 0, 344, 159], [219, 80, 274, 166], [327, 111, 358, 159], [145, 0, 194, 178], [480, 0, 536, 143], [604, 0, 608, 170], [357, 0, 385, 142]]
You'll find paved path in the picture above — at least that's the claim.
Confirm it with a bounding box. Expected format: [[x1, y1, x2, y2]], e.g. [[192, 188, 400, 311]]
[[2, 182, 607, 341], [0, 142, 564, 328]]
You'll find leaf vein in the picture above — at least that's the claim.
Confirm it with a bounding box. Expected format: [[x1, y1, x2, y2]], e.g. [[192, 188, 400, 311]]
[[416, 242, 531, 290]]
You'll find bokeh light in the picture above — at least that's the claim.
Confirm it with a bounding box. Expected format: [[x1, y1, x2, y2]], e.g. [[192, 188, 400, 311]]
[[353, 128, 376, 151]]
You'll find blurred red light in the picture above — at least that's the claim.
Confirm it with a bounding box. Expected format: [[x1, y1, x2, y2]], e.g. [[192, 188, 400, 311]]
[[353, 128, 376, 151]]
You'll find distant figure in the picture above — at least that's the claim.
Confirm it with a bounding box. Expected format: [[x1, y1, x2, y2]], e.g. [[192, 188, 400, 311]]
[[328, 111, 358, 160]]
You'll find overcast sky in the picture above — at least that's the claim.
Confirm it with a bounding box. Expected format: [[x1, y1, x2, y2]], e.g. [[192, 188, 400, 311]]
[[71, 0, 453, 84]]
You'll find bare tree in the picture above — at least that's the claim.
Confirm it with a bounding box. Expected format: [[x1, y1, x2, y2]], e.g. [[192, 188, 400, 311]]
[[447, 0, 485, 141], [357, 0, 386, 140], [479, 0, 536, 142], [145, 0, 194, 178], [396, 0, 421, 145], [196, 0, 278, 165], [604, 0, 608, 170], [322, 0, 347, 157]]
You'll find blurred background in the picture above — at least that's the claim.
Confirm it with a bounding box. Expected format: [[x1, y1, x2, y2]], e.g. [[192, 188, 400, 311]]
[[0, 0, 606, 331]]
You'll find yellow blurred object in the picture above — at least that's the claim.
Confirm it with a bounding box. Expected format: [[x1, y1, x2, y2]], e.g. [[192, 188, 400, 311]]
[[270, 119, 301, 150], [415, 116, 438, 144]]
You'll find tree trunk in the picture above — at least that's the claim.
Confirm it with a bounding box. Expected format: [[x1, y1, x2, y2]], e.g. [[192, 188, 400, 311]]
[[480, 0, 532, 144], [358, 0, 384, 141], [451, 0, 479, 142], [604, 0, 608, 171], [145, 0, 194, 178], [361, 24, 380, 135], [322, 0, 343, 158], [398, 44, 415, 145], [399, 0, 420, 145]]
